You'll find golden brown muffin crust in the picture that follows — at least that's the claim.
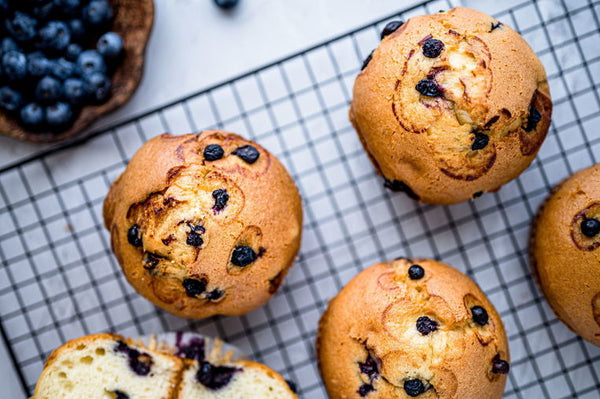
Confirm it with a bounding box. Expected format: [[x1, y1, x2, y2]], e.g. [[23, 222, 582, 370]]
[[103, 131, 302, 319]]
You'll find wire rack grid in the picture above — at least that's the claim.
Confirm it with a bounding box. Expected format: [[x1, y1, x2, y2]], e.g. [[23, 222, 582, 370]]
[[1, 0, 600, 397]]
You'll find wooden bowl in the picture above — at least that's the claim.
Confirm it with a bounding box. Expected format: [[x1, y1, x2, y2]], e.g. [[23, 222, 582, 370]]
[[0, 0, 154, 143]]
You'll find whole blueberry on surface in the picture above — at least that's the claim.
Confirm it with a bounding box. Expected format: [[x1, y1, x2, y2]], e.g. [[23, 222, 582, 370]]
[[63, 77, 87, 104], [20, 103, 45, 127], [50, 58, 77, 80], [5, 12, 38, 42], [65, 43, 82, 61], [27, 52, 52, 77], [32, 2, 56, 21], [84, 72, 111, 103], [38, 21, 71, 52], [0, 86, 22, 111], [46, 102, 73, 127], [231, 246, 257, 267], [77, 49, 106, 76], [54, 0, 81, 16], [581, 218, 600, 238], [2, 51, 27, 81], [68, 19, 86, 42], [83, 0, 114, 28], [214, 0, 240, 9], [35, 76, 63, 104], [0, 37, 19, 54], [97, 32, 123, 60]]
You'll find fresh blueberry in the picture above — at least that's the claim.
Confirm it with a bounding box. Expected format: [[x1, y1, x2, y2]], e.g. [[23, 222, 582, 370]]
[[581, 218, 600, 238], [54, 0, 81, 16], [471, 131, 489, 150], [203, 144, 224, 161], [212, 189, 229, 212], [35, 76, 63, 104], [127, 224, 143, 247], [83, 0, 114, 28], [182, 278, 207, 297], [0, 37, 19, 54], [232, 144, 259, 164], [0, 86, 22, 111], [416, 316, 438, 335], [63, 77, 87, 104], [46, 102, 73, 127], [214, 0, 239, 10], [97, 32, 123, 61], [471, 306, 489, 326], [84, 72, 111, 103], [27, 52, 51, 77], [415, 79, 442, 97], [50, 58, 76, 80], [2, 51, 27, 81], [231, 246, 257, 267], [404, 379, 426, 397], [380, 20, 404, 40], [32, 2, 56, 20], [0, 0, 8, 18], [20, 103, 45, 127], [422, 38, 444, 58], [491, 355, 510, 374], [68, 19, 86, 42], [196, 361, 240, 390], [38, 21, 71, 52], [5, 12, 38, 42], [408, 265, 425, 280], [77, 49, 106, 75], [65, 43, 82, 61]]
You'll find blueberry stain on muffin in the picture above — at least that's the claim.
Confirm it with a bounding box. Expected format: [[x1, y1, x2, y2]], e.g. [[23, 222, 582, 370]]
[[361, 50, 374, 71], [421, 38, 444, 58], [182, 278, 208, 297], [383, 179, 420, 200], [490, 20, 503, 31], [231, 246, 257, 267], [471, 306, 489, 326], [408, 264, 425, 280], [212, 189, 229, 213], [115, 341, 153, 376], [491, 355, 510, 374], [416, 316, 438, 335], [357, 383, 375, 396], [380, 20, 404, 40], [175, 335, 205, 361], [415, 78, 442, 97], [359, 352, 379, 380], [581, 218, 600, 238], [232, 145, 259, 164], [196, 360, 241, 390], [403, 379, 428, 397], [127, 224, 143, 247], [203, 144, 224, 161], [471, 131, 490, 150], [143, 252, 162, 270], [186, 225, 205, 247]]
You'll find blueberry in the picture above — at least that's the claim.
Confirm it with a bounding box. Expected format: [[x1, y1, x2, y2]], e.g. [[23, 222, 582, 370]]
[[97, 32, 123, 61], [203, 144, 224, 161], [63, 78, 86, 104], [0, 37, 19, 54], [113, 391, 129, 399], [380, 20, 404, 40], [127, 224, 143, 247], [27, 52, 51, 77], [68, 19, 86, 42], [50, 58, 76, 80], [491, 355, 510, 374], [0, 86, 22, 112], [143, 252, 161, 270], [232, 144, 259, 164], [0, 0, 7, 18], [358, 384, 375, 397], [212, 189, 229, 212], [471, 306, 489, 326], [361, 50, 373, 71], [186, 225, 204, 247], [182, 278, 207, 297], [524, 106, 542, 132], [196, 361, 240, 390], [46, 102, 73, 127], [114, 341, 153, 377], [77, 49, 106, 76], [404, 379, 426, 397], [359, 353, 378, 380], [471, 131, 489, 150], [581, 218, 600, 238], [84, 72, 111, 103], [214, 0, 239, 10], [5, 12, 38, 42], [231, 246, 257, 267], [32, 2, 56, 20], [422, 38, 444, 58], [38, 21, 71, 52], [2, 51, 27, 81], [383, 179, 420, 200], [416, 316, 438, 335], [408, 265, 424, 280], [65, 43, 82, 61], [175, 336, 205, 361], [35, 76, 63, 104], [490, 21, 503, 31], [415, 79, 442, 97], [54, 0, 81, 16], [205, 288, 224, 301], [83, 0, 114, 28], [20, 103, 45, 127]]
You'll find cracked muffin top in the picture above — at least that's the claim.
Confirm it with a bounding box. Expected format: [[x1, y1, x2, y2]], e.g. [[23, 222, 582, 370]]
[[103, 130, 303, 319], [350, 7, 551, 205], [530, 163, 600, 346], [317, 258, 509, 398]]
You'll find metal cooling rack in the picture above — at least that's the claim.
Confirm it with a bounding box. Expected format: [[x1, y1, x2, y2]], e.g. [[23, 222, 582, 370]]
[[1, 0, 600, 397]]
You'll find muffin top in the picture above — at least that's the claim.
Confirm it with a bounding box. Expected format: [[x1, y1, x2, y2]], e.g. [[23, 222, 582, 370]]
[[317, 258, 509, 398], [531, 163, 600, 346], [103, 130, 302, 319], [350, 7, 551, 204]]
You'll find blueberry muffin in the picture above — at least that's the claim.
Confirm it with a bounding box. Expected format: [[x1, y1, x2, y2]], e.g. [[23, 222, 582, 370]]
[[317, 258, 509, 398], [530, 163, 600, 346], [350, 7, 552, 205], [33, 333, 298, 398], [103, 131, 303, 319]]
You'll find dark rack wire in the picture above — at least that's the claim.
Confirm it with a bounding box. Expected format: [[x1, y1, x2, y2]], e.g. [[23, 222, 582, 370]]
[[1, 0, 600, 397]]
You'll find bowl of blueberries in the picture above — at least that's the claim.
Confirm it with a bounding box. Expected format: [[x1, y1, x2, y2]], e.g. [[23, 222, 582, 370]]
[[0, 0, 154, 142]]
